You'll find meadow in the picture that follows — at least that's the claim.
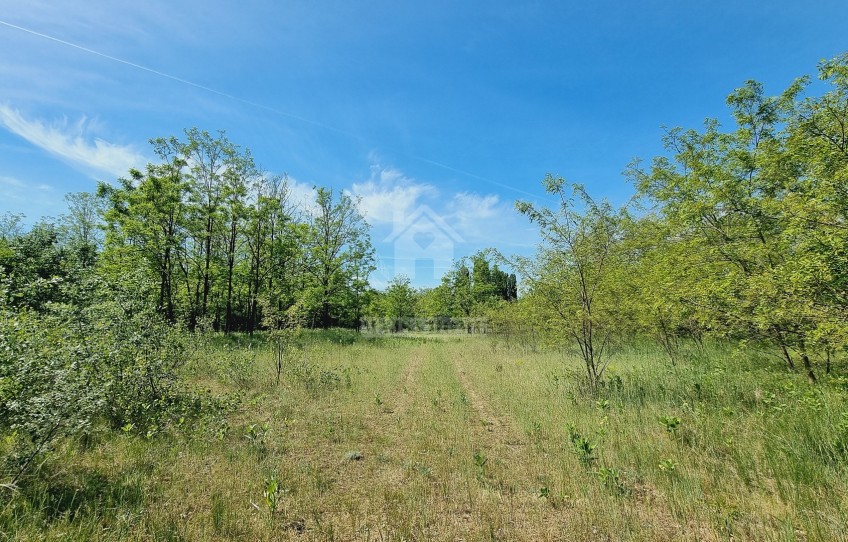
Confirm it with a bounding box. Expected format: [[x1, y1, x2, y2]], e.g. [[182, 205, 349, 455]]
[[3, 331, 846, 541]]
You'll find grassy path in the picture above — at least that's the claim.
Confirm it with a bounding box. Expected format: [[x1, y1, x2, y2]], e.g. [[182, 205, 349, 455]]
[[217, 339, 712, 540], [9, 336, 848, 541]]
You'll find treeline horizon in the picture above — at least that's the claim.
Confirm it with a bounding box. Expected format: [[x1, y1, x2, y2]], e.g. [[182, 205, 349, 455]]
[[2, 53, 848, 384]]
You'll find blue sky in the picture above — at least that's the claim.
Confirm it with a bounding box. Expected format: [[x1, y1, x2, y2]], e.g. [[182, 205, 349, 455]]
[[1, 1, 846, 287]]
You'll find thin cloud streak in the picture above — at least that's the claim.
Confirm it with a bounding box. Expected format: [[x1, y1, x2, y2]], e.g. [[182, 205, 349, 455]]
[[0, 18, 544, 202], [0, 19, 356, 139], [0, 104, 145, 177]]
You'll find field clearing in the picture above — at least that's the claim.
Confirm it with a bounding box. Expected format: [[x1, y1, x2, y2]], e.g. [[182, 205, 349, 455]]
[[4, 333, 847, 541]]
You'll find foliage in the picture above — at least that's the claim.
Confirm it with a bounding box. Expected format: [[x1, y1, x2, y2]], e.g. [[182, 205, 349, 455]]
[[658, 415, 682, 434], [98, 130, 376, 332], [262, 300, 305, 385], [377, 275, 418, 331], [261, 471, 283, 515], [5, 55, 848, 541], [627, 53, 848, 381], [0, 269, 235, 484], [300, 187, 376, 328], [516, 179, 631, 388], [566, 424, 598, 465]]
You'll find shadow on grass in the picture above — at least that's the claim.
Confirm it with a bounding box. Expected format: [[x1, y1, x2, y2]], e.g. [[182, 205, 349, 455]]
[[1, 462, 148, 536]]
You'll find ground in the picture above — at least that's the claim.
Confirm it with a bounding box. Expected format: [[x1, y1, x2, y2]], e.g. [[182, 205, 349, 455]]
[[4, 333, 847, 541]]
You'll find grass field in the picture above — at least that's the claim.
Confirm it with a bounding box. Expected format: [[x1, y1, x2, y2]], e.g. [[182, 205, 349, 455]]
[[3, 332, 847, 541]]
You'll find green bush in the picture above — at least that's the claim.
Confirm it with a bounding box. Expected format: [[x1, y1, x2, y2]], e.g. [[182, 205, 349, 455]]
[[0, 275, 236, 484]]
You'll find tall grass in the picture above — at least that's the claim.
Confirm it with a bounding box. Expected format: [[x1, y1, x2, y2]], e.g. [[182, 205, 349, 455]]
[[2, 332, 846, 540]]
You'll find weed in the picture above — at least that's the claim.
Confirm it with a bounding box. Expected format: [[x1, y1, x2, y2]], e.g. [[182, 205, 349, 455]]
[[414, 463, 433, 478], [596, 415, 609, 438], [567, 424, 597, 466], [290, 361, 345, 395], [261, 471, 284, 516], [216, 346, 256, 389], [658, 415, 681, 434], [595, 466, 629, 496], [473, 451, 488, 481], [658, 458, 677, 473], [244, 422, 270, 454]]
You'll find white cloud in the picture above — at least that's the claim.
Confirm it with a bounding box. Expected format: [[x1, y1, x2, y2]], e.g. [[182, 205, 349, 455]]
[[444, 191, 538, 249], [0, 104, 145, 178], [349, 164, 438, 225], [448, 192, 504, 240], [450, 192, 501, 220], [284, 177, 319, 216]]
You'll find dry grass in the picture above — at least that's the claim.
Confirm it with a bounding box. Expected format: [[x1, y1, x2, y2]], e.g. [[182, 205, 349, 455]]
[[3, 333, 847, 541]]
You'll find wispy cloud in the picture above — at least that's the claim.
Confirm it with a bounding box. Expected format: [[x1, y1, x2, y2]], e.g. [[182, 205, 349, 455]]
[[0, 104, 145, 178], [443, 191, 538, 250], [349, 164, 438, 225], [0, 175, 61, 218], [0, 175, 53, 193], [447, 191, 505, 241], [285, 177, 319, 216], [451, 192, 502, 220]]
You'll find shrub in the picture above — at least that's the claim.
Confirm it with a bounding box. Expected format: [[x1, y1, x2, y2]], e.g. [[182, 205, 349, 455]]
[[0, 275, 235, 484]]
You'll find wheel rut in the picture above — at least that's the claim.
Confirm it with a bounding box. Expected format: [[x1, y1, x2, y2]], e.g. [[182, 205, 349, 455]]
[[453, 358, 526, 450]]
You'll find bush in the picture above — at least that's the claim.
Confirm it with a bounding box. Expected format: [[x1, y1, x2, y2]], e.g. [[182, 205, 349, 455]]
[[0, 275, 235, 484], [0, 304, 102, 483]]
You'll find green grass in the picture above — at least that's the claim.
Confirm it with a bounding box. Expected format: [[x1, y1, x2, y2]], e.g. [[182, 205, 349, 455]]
[[3, 332, 847, 540]]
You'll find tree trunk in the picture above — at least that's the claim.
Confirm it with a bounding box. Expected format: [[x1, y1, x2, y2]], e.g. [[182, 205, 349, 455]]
[[801, 351, 817, 384], [778, 340, 795, 370], [225, 219, 237, 333], [202, 216, 213, 317]]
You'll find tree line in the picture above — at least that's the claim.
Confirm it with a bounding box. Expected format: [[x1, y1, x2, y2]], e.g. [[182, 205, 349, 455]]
[[360, 253, 517, 333], [92, 128, 375, 331], [3, 54, 847, 387]]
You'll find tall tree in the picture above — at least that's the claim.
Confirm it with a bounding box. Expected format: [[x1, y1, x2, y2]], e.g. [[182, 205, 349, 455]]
[[99, 157, 188, 322], [302, 188, 375, 328], [628, 71, 845, 381], [181, 128, 240, 323], [60, 192, 104, 267], [220, 150, 256, 332]]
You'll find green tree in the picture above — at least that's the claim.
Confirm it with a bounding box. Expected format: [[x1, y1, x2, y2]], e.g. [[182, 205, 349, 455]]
[[302, 188, 375, 328], [220, 151, 257, 332], [628, 62, 848, 381], [380, 275, 417, 331], [517, 177, 630, 389], [244, 175, 300, 331], [778, 53, 848, 374], [622, 214, 705, 363], [59, 192, 104, 267], [0, 221, 69, 311], [99, 157, 188, 323]]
